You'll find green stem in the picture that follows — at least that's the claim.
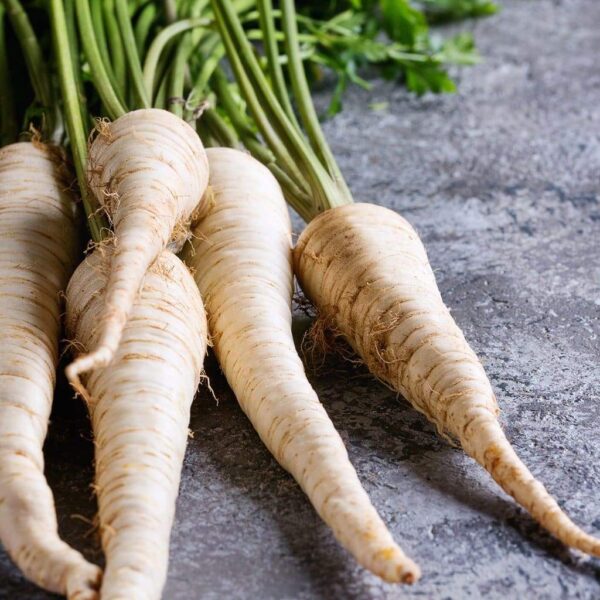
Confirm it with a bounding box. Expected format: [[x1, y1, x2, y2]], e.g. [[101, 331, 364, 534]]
[[165, 0, 210, 117], [187, 33, 222, 106], [155, 44, 178, 107], [91, 0, 110, 76], [256, 0, 298, 128], [205, 79, 306, 204], [202, 108, 238, 147], [196, 94, 311, 210], [280, 0, 351, 201], [50, 0, 106, 242], [181, 0, 210, 91], [115, 0, 150, 108], [269, 165, 312, 206], [168, 32, 189, 117], [196, 116, 215, 147], [211, 68, 298, 187], [142, 17, 209, 101], [0, 4, 17, 145], [214, 0, 301, 151], [65, 0, 89, 129], [245, 26, 316, 47], [213, 0, 347, 219], [212, 1, 307, 186], [75, 0, 127, 119], [154, 69, 169, 109], [211, 68, 254, 136], [128, 0, 146, 18], [2, 0, 58, 140], [134, 1, 157, 54], [163, 0, 177, 22], [103, 0, 127, 98]]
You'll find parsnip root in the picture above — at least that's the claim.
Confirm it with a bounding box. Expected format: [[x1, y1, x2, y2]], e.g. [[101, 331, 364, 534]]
[[66, 247, 207, 599], [294, 202, 600, 556], [66, 109, 208, 387], [0, 143, 101, 598], [182, 148, 420, 583]]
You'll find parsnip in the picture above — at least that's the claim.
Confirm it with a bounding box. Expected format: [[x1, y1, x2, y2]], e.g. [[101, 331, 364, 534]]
[[294, 202, 600, 556], [209, 0, 600, 559], [66, 247, 207, 599], [47, 2, 211, 597], [0, 142, 101, 598], [182, 148, 420, 583], [66, 108, 208, 388]]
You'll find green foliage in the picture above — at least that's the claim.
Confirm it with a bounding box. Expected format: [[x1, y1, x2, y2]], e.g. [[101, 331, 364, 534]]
[[419, 0, 499, 24], [380, 0, 428, 46], [289, 0, 494, 116]]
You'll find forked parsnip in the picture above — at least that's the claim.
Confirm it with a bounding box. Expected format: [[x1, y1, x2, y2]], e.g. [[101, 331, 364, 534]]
[[66, 247, 207, 599], [181, 148, 420, 583], [294, 202, 600, 556], [66, 108, 208, 388], [0, 143, 101, 598]]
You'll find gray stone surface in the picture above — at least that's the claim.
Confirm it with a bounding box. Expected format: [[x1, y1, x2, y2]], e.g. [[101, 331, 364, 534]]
[[2, 0, 599, 597]]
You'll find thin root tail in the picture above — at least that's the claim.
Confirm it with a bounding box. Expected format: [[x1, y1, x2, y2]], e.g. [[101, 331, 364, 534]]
[[462, 410, 600, 556], [392, 556, 421, 584], [66, 346, 113, 401], [65, 561, 102, 600]]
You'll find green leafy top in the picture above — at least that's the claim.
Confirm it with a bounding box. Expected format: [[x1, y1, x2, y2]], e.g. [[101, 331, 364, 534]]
[[201, 0, 496, 220], [43, 0, 496, 235], [292, 0, 496, 114]]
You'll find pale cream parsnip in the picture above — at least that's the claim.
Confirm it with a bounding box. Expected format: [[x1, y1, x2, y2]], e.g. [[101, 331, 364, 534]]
[[66, 248, 207, 600], [66, 109, 208, 387], [294, 202, 600, 556], [0, 143, 101, 598], [182, 148, 420, 584]]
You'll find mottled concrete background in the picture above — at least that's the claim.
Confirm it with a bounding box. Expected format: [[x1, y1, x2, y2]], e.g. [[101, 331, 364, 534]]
[[2, 0, 599, 598]]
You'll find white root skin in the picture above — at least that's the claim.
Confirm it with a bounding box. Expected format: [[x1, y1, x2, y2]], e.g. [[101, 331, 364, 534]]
[[66, 109, 208, 387], [66, 247, 207, 600], [182, 148, 420, 584], [0, 143, 101, 598], [294, 202, 600, 556]]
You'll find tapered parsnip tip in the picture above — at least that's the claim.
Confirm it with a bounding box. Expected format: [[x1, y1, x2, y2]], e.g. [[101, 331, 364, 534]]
[[65, 562, 102, 600], [575, 531, 600, 557], [65, 346, 113, 391], [400, 562, 421, 584], [373, 547, 421, 584], [393, 559, 421, 585], [545, 509, 600, 557]]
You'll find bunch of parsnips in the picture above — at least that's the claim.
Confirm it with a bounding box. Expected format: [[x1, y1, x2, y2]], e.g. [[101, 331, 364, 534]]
[[0, 1, 597, 599]]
